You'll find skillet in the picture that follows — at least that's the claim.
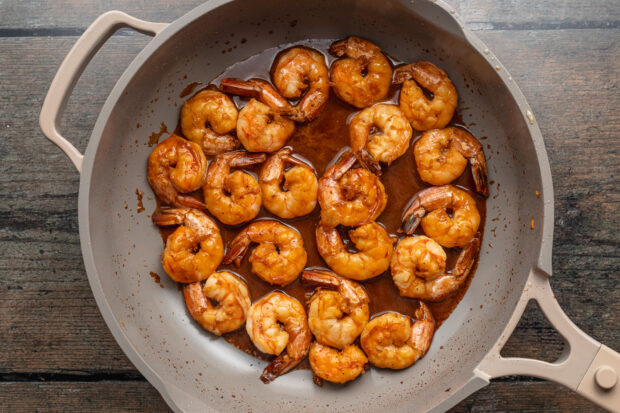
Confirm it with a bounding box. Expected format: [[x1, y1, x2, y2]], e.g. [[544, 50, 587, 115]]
[[39, 0, 620, 411]]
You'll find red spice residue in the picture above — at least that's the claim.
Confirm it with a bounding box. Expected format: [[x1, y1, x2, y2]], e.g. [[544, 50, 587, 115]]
[[150, 272, 164, 288], [179, 81, 201, 98], [136, 188, 145, 213], [148, 122, 169, 147]]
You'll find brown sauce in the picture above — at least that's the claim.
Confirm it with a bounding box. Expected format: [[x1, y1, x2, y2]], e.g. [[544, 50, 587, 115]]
[[152, 40, 486, 366], [148, 121, 169, 147], [179, 81, 201, 98]]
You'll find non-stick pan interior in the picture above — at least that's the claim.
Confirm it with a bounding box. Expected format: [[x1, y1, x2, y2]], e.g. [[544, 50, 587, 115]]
[[83, 0, 547, 410]]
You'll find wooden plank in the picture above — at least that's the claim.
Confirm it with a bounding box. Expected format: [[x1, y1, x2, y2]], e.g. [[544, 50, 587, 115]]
[[477, 29, 620, 348], [0, 0, 617, 31], [454, 381, 605, 412], [0, 380, 605, 412], [0, 36, 150, 373], [0, 381, 171, 412]]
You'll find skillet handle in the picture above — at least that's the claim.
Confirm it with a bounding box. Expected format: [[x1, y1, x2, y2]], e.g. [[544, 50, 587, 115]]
[[475, 268, 620, 411], [39, 11, 168, 173]]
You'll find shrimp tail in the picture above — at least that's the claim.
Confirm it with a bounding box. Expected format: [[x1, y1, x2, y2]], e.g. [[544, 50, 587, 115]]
[[410, 302, 435, 358], [471, 158, 489, 197], [183, 282, 209, 319], [220, 78, 262, 97], [402, 203, 425, 234], [328, 150, 357, 180], [356, 148, 382, 176], [260, 354, 300, 383], [393, 64, 414, 85], [152, 208, 187, 226], [201, 132, 241, 155], [223, 234, 251, 266], [312, 374, 324, 387], [221, 78, 291, 111], [281, 151, 314, 171], [452, 232, 481, 278], [278, 107, 306, 123], [328, 39, 348, 57], [301, 269, 340, 289], [176, 195, 208, 210], [280, 90, 329, 123], [228, 151, 267, 168]]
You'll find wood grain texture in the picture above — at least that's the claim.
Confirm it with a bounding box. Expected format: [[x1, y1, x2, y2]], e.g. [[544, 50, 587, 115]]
[[0, 0, 618, 411], [0, 381, 606, 412], [0, 0, 618, 31]]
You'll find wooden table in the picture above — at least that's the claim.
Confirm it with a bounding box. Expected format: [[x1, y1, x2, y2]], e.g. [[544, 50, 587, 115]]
[[0, 0, 618, 411]]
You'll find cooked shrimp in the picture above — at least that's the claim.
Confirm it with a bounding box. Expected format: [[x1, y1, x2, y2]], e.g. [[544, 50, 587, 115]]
[[221, 78, 295, 152], [309, 342, 368, 384], [414, 127, 488, 196], [402, 185, 480, 248], [152, 208, 224, 283], [329, 36, 392, 108], [259, 148, 318, 219], [183, 271, 251, 335], [246, 291, 312, 383], [360, 305, 435, 369], [393, 61, 458, 131], [318, 150, 387, 227], [391, 234, 480, 301], [180, 89, 240, 155], [203, 151, 266, 226], [272, 47, 330, 122], [223, 220, 307, 286], [147, 135, 208, 209], [350, 103, 413, 170], [315, 222, 394, 280], [302, 269, 369, 348]]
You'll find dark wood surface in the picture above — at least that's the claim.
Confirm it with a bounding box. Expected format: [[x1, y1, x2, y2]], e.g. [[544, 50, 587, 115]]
[[0, 0, 618, 411]]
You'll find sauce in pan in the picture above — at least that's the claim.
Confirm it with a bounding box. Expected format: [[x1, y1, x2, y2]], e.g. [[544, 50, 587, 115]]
[[154, 40, 486, 365]]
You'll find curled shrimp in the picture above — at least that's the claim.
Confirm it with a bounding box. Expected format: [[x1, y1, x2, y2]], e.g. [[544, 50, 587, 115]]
[[302, 269, 369, 348], [309, 342, 369, 385], [414, 127, 488, 196], [221, 78, 295, 152], [393, 61, 458, 131], [329, 36, 392, 109], [272, 46, 330, 122], [203, 151, 266, 226], [350, 103, 413, 169], [402, 185, 481, 248], [259, 148, 318, 219], [152, 208, 224, 283], [315, 222, 394, 280], [223, 220, 307, 286], [391, 234, 480, 301], [183, 271, 251, 335], [318, 151, 387, 227], [246, 291, 312, 383], [147, 135, 208, 209], [360, 304, 435, 369], [180, 89, 240, 155]]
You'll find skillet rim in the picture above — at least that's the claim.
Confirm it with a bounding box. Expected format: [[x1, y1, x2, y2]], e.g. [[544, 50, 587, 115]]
[[76, 0, 555, 411]]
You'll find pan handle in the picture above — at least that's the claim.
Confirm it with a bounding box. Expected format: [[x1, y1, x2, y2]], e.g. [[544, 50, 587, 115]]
[[39, 11, 168, 173], [475, 268, 620, 411]]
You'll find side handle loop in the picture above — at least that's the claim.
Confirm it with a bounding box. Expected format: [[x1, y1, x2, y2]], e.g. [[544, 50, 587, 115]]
[[476, 268, 619, 411], [39, 11, 168, 172]]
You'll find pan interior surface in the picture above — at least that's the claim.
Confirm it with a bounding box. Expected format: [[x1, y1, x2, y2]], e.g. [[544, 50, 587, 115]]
[[83, 0, 547, 410]]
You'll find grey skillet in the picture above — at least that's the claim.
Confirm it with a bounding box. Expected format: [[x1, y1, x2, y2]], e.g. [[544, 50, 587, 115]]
[[39, 0, 620, 411]]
